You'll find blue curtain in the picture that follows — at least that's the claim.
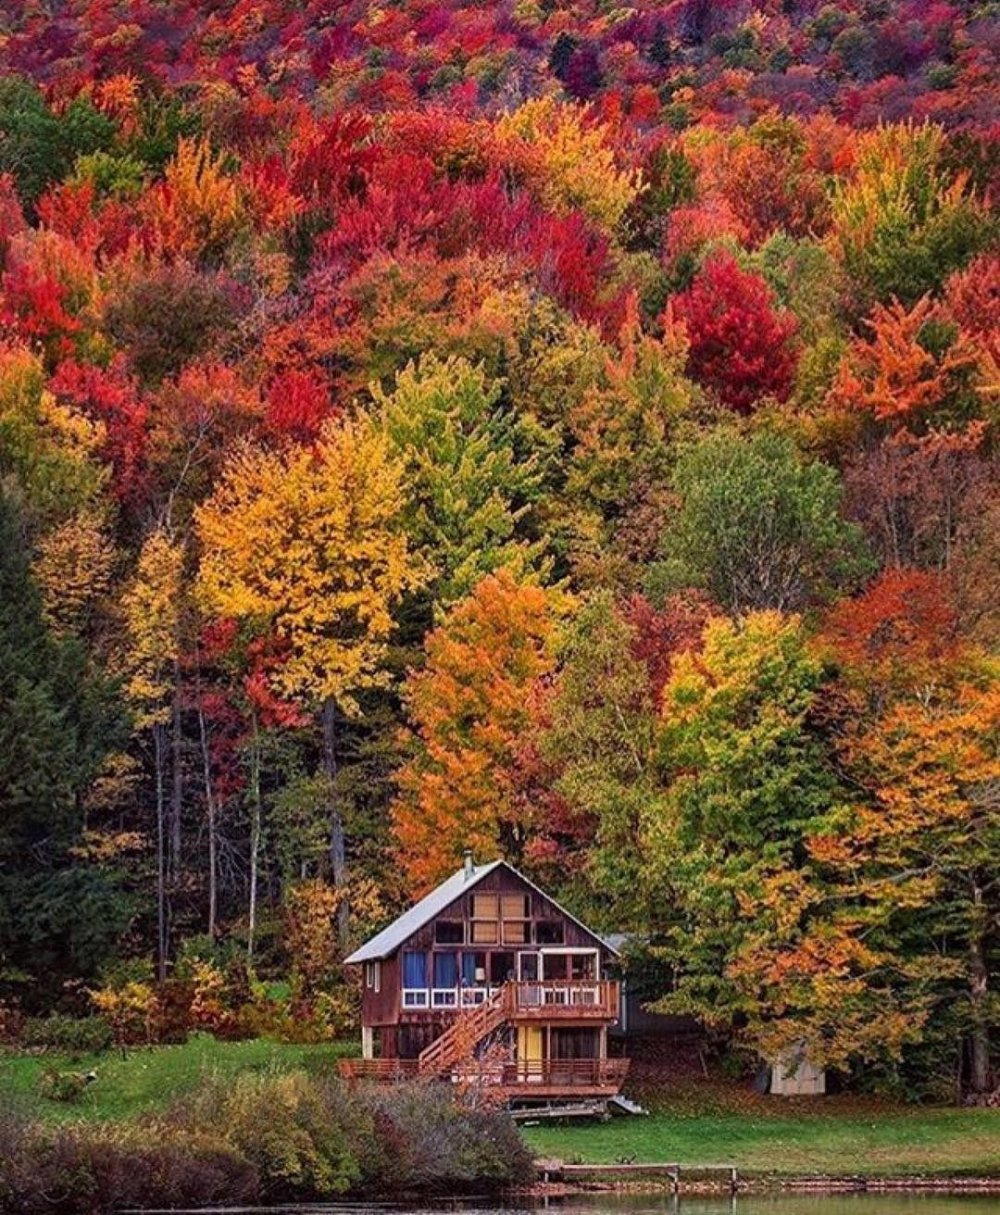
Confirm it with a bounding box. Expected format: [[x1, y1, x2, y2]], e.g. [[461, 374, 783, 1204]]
[[434, 952, 458, 988], [461, 953, 478, 985], [403, 951, 427, 988]]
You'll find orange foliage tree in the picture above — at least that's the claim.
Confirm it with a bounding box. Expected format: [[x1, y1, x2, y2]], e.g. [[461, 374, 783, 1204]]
[[392, 571, 564, 894]]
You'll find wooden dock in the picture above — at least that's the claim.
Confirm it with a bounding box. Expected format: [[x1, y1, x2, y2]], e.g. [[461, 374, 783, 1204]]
[[536, 1159, 740, 1192]]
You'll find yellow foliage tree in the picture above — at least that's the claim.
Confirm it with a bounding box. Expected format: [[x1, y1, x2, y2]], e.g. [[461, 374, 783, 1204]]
[[0, 342, 108, 529], [33, 507, 115, 636], [497, 98, 642, 231], [123, 526, 185, 980], [196, 414, 421, 938]]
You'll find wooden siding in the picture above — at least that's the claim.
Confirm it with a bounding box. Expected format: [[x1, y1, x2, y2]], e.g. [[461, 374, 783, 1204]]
[[360, 865, 614, 1037]]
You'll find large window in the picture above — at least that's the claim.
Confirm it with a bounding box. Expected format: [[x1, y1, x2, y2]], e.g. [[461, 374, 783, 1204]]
[[433, 952, 458, 988], [462, 952, 486, 985], [490, 951, 516, 985], [552, 1028, 599, 1059], [536, 920, 564, 945], [402, 950, 429, 1006], [432, 951, 459, 1006]]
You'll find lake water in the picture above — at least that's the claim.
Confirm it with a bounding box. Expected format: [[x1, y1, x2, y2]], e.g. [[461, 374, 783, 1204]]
[[247, 1193, 1000, 1215], [547, 1193, 1000, 1214]]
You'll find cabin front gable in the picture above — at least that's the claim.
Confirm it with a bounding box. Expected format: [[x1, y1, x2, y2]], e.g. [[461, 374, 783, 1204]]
[[355, 862, 616, 1056]]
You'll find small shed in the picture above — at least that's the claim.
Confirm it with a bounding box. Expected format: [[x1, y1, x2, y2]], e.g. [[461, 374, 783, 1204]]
[[769, 1046, 826, 1096]]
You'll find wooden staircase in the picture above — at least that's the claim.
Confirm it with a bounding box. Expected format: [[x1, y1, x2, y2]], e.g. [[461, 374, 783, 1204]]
[[418, 988, 507, 1077]]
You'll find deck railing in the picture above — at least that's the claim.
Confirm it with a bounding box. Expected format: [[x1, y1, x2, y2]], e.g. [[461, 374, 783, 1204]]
[[502, 979, 620, 1019], [340, 1055, 629, 1091], [457, 1057, 630, 1090], [339, 1058, 421, 1082]]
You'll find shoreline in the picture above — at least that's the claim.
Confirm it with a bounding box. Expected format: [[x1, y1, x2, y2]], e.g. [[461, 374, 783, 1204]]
[[521, 1174, 1000, 1198]]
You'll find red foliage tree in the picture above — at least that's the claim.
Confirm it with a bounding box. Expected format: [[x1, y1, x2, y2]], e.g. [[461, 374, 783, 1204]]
[[49, 356, 149, 502], [263, 368, 335, 444], [621, 590, 714, 704], [668, 251, 799, 412]]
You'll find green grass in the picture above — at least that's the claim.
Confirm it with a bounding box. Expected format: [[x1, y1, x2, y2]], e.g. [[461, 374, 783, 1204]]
[[522, 1100, 1000, 1178], [0, 1034, 357, 1125], [4, 1036, 997, 1179]]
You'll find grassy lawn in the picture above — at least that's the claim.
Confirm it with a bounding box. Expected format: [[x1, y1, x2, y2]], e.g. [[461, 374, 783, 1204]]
[[522, 1100, 1000, 1178], [4, 1036, 997, 1179], [0, 1033, 357, 1125]]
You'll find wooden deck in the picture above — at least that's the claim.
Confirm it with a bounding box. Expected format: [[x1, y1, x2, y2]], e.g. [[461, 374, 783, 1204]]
[[339, 1055, 629, 1099]]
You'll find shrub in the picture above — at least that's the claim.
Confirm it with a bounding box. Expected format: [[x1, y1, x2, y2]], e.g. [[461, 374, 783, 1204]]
[[0, 1071, 532, 1210], [37, 1069, 97, 1104], [178, 1070, 371, 1199], [0, 1122, 257, 1214], [89, 980, 159, 1047], [367, 1083, 535, 1192], [20, 1015, 113, 1056], [103, 261, 246, 383]]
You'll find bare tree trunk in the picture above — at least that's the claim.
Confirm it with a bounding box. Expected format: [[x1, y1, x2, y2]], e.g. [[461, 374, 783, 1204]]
[[153, 722, 168, 983], [170, 666, 183, 879], [968, 882, 992, 1094], [197, 694, 218, 941], [322, 698, 349, 947], [247, 711, 262, 962]]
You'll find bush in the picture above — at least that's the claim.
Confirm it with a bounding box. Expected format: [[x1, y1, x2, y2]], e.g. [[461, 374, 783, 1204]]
[[37, 1068, 96, 1104], [20, 1015, 112, 1057], [0, 1070, 533, 1210], [89, 981, 159, 1047], [103, 261, 246, 383], [0, 1121, 257, 1214], [178, 1070, 372, 1199], [367, 1083, 535, 1193]]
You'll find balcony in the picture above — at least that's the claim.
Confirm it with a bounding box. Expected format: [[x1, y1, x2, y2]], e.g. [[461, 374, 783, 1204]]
[[502, 979, 620, 1021]]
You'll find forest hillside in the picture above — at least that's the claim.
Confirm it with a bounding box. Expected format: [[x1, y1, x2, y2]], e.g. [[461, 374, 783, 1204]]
[[0, 0, 996, 1101]]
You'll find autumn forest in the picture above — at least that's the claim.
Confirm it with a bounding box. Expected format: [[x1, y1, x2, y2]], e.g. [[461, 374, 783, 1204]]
[[0, 0, 997, 1105]]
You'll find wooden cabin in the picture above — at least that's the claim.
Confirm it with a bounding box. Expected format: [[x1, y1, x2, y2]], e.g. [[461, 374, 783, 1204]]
[[340, 856, 628, 1104]]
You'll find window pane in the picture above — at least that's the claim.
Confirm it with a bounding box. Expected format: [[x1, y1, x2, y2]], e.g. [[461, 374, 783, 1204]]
[[471, 893, 498, 919], [503, 920, 529, 943], [544, 954, 569, 980], [490, 952, 515, 984], [502, 894, 530, 918], [434, 920, 464, 944], [536, 920, 564, 945], [403, 951, 427, 988], [433, 952, 458, 988], [462, 952, 485, 984], [471, 920, 498, 943], [571, 954, 596, 980]]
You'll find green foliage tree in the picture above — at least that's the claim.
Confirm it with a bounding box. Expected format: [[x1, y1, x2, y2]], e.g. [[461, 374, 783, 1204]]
[[538, 592, 663, 925], [649, 427, 870, 615], [375, 353, 544, 613], [642, 611, 843, 1046], [0, 490, 128, 1004], [0, 76, 114, 209], [831, 123, 994, 312]]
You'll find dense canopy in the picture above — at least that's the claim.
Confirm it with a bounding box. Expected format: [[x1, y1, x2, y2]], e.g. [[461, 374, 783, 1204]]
[[0, 0, 996, 1100]]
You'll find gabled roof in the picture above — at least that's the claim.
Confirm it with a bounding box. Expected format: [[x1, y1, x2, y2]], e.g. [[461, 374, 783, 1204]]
[[343, 859, 619, 964]]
